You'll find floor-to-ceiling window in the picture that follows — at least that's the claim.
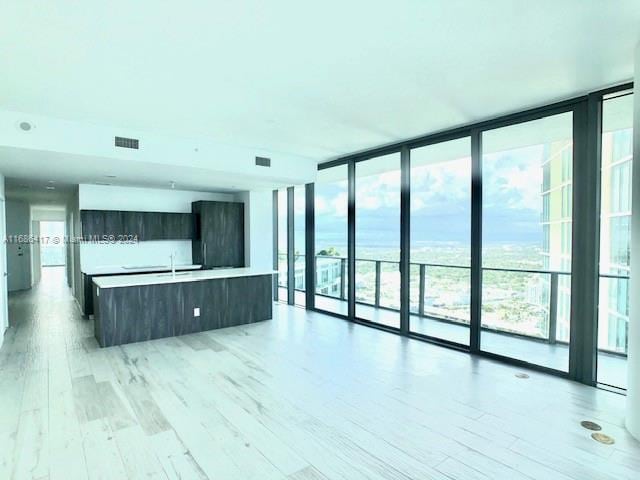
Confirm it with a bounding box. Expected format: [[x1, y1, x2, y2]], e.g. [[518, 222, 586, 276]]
[[294, 185, 306, 306], [354, 153, 401, 328], [307, 83, 631, 388], [597, 91, 633, 389], [480, 111, 573, 372], [409, 138, 471, 345], [277, 188, 288, 303], [314, 165, 348, 315]]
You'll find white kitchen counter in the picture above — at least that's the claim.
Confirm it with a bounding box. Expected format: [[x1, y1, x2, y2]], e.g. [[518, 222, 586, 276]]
[[82, 264, 202, 275], [93, 267, 277, 289]]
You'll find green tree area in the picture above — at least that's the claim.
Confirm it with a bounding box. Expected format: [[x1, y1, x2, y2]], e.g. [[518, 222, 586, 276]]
[[317, 247, 342, 257]]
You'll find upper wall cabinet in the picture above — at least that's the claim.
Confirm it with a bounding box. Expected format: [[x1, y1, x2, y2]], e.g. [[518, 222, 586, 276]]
[[164, 212, 193, 240], [192, 201, 245, 268], [81, 210, 194, 241], [81, 210, 106, 238]]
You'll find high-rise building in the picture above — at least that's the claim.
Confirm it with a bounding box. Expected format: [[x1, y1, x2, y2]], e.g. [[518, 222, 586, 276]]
[[540, 139, 573, 342], [599, 127, 633, 354]]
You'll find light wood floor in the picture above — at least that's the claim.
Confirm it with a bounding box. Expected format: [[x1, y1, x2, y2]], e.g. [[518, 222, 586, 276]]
[[1, 267, 639, 480]]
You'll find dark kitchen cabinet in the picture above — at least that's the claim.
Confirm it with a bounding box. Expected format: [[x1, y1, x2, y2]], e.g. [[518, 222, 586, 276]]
[[93, 274, 272, 347], [122, 211, 145, 239], [104, 211, 124, 238], [81, 210, 194, 241], [165, 213, 193, 240], [142, 212, 164, 240], [192, 201, 244, 268], [81, 210, 105, 239]]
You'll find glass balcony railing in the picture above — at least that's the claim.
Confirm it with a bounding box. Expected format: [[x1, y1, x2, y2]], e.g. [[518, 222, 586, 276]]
[[278, 254, 630, 356], [481, 267, 569, 344], [277, 252, 288, 287]]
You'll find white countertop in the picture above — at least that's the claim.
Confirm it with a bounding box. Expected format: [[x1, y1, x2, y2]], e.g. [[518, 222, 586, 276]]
[[93, 267, 277, 289], [83, 264, 202, 276]]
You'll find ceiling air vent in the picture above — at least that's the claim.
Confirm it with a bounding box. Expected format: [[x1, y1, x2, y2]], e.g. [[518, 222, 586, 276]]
[[115, 136, 139, 149], [255, 156, 271, 167]]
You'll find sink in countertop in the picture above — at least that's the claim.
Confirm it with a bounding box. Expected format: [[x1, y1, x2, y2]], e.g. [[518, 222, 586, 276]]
[[155, 272, 193, 278]]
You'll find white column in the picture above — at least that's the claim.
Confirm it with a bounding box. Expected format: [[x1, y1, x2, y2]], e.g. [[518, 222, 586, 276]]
[[627, 43, 640, 440]]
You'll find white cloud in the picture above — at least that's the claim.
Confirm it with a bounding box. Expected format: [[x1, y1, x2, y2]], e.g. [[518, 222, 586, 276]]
[[332, 192, 348, 217], [315, 195, 328, 214]]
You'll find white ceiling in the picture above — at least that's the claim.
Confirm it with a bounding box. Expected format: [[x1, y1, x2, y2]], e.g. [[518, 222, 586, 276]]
[[0, 146, 283, 206], [4, 176, 76, 207], [1, 1, 639, 164]]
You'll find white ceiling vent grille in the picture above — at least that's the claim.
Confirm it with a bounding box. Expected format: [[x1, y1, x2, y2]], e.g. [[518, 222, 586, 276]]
[[115, 136, 139, 149]]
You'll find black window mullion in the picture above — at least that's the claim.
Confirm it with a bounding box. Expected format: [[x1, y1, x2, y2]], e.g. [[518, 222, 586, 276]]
[[568, 96, 601, 385], [348, 161, 356, 319], [287, 186, 295, 305], [400, 146, 410, 334], [272, 190, 279, 301], [305, 183, 315, 309], [470, 129, 482, 353]]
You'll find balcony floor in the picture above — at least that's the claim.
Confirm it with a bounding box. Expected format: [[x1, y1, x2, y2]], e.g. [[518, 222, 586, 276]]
[[308, 292, 627, 389]]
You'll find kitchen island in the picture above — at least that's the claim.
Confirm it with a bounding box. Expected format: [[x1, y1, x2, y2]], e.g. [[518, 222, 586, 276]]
[[92, 267, 275, 347], [80, 264, 202, 316]]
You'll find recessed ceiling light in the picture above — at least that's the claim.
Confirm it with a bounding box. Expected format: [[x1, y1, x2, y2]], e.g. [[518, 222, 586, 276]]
[[104, 175, 117, 178], [47, 180, 55, 184], [45, 186, 56, 190], [94, 182, 111, 186]]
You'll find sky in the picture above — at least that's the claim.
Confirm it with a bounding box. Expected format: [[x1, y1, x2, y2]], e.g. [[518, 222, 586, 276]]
[[309, 144, 546, 252]]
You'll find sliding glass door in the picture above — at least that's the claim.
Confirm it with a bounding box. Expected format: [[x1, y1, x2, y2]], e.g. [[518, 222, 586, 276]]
[[480, 111, 573, 372], [597, 91, 633, 389], [307, 84, 631, 387], [314, 165, 348, 315], [277, 188, 288, 303], [409, 138, 471, 345], [293, 185, 306, 306], [355, 153, 401, 329]]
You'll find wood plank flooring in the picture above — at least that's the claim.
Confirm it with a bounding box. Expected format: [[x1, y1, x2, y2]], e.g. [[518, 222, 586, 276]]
[[0, 266, 638, 479]]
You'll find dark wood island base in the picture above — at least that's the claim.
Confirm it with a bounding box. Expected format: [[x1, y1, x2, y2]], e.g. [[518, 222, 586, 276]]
[[93, 272, 273, 347]]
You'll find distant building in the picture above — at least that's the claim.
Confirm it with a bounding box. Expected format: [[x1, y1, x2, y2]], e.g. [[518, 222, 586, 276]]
[[599, 127, 632, 353], [541, 139, 573, 342], [542, 127, 632, 353], [290, 255, 344, 298]]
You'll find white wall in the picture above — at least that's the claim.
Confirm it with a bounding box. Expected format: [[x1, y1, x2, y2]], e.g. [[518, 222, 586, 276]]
[[0, 175, 8, 346], [67, 188, 81, 306], [31, 207, 66, 221], [78, 184, 235, 271], [5, 199, 31, 291], [30, 220, 40, 286], [235, 189, 273, 270], [78, 184, 234, 212], [627, 43, 640, 441], [66, 208, 74, 289]]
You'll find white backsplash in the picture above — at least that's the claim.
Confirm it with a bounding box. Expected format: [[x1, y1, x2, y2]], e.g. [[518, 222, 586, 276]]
[[80, 240, 193, 271]]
